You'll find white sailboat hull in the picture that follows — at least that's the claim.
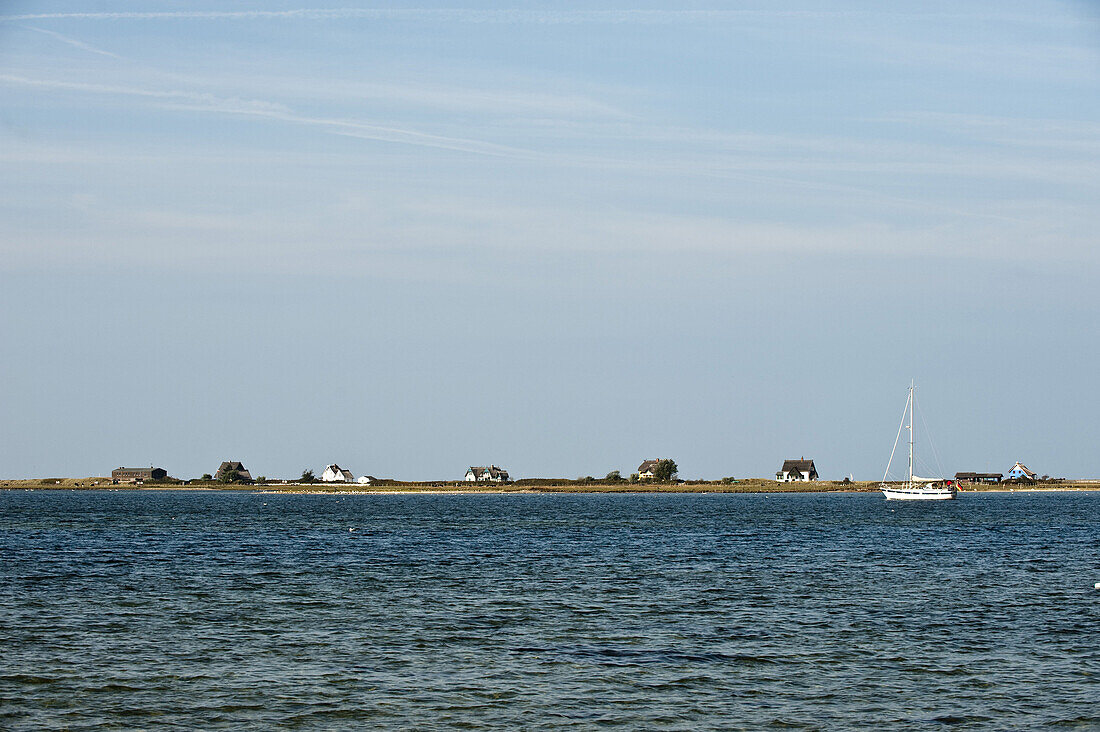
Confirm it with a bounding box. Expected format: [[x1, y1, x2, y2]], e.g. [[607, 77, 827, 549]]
[[881, 485, 957, 500]]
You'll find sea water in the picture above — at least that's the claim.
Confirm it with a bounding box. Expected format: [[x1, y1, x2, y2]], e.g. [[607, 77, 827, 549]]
[[1, 490, 1097, 729]]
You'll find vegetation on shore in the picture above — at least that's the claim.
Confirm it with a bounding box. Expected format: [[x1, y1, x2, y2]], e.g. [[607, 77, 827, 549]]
[[2, 477, 1095, 493]]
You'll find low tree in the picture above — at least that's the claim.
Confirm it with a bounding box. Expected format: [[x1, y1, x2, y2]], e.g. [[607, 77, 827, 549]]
[[220, 470, 241, 484], [201, 473, 213, 481], [301, 469, 315, 483], [628, 473, 640, 484], [654, 459, 678, 482], [605, 470, 622, 482], [257, 476, 267, 484]]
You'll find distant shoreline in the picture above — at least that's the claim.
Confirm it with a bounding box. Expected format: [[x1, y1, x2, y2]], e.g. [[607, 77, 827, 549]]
[[2, 478, 1097, 494]]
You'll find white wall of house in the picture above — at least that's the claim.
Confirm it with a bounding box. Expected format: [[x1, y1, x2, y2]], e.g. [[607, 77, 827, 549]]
[[777, 470, 812, 482], [321, 465, 350, 482], [465, 470, 478, 481]]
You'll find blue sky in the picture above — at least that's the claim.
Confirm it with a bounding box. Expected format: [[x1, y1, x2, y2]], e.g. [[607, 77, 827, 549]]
[[1, 1, 1098, 480]]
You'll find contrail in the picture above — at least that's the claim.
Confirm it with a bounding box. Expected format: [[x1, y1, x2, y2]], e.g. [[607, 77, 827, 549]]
[[0, 73, 534, 158], [21, 25, 124, 59]]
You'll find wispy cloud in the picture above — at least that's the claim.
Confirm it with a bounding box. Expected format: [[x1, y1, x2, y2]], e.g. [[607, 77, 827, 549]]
[[0, 73, 535, 158], [21, 25, 123, 59], [0, 74, 289, 115]]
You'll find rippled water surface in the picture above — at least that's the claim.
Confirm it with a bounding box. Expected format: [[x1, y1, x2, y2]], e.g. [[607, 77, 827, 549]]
[[1, 490, 1098, 729]]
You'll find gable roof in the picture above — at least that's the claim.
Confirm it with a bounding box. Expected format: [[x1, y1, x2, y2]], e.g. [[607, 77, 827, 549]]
[[1010, 462, 1037, 478], [467, 466, 509, 478], [324, 463, 354, 480], [638, 459, 659, 473], [781, 458, 816, 473]]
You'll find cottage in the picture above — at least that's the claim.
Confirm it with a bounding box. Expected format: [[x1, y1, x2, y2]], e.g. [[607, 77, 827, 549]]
[[357, 475, 377, 486], [637, 459, 661, 480], [465, 465, 510, 483], [321, 464, 355, 483], [215, 461, 253, 482], [777, 458, 818, 482], [1006, 462, 1037, 481], [955, 472, 1002, 484], [112, 467, 167, 483]]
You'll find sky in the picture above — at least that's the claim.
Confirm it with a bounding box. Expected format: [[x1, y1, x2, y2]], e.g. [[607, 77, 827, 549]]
[[1, 1, 1098, 481]]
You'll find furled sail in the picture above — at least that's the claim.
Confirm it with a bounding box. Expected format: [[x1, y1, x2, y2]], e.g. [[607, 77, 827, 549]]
[[911, 475, 940, 484]]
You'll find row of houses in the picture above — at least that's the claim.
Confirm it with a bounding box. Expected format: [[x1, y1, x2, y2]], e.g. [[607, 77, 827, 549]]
[[109, 458, 816, 484], [954, 462, 1042, 485], [110, 458, 1044, 485]]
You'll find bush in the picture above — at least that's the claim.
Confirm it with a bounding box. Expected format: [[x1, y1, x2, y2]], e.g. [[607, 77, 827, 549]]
[[201, 473, 212, 481], [605, 470, 622, 482], [654, 459, 678, 482]]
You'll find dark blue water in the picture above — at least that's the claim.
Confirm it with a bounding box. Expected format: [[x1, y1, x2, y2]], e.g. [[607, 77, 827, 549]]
[[1, 490, 1097, 729]]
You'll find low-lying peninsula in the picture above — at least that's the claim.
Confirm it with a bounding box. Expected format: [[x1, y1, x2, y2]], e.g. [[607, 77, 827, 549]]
[[2, 477, 1095, 493]]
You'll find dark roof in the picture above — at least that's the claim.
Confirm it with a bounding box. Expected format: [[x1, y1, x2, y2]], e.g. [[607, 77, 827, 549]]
[[467, 466, 509, 478], [955, 472, 1002, 479], [781, 459, 815, 472], [219, 461, 247, 472], [638, 459, 659, 473]]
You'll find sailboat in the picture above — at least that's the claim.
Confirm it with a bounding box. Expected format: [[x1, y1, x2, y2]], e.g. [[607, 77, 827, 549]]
[[881, 382, 957, 501]]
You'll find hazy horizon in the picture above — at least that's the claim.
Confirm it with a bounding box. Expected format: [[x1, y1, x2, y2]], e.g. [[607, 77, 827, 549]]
[[2, 1, 1098, 481]]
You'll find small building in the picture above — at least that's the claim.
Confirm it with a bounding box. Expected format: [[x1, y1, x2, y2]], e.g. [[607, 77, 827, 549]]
[[215, 461, 253, 482], [465, 465, 510, 483], [1006, 462, 1037, 481], [955, 472, 1002, 484], [321, 464, 355, 483], [637, 459, 660, 480], [112, 467, 167, 483], [357, 475, 377, 486], [777, 458, 818, 482]]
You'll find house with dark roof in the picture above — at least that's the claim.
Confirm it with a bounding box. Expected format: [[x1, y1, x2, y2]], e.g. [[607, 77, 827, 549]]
[[777, 458, 818, 482], [955, 471, 1002, 484], [321, 464, 355, 483], [637, 459, 661, 480], [1006, 462, 1037, 481], [112, 467, 167, 483], [215, 461, 253, 482], [465, 465, 510, 483]]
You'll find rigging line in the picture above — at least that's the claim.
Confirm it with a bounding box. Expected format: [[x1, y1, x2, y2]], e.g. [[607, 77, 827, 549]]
[[883, 392, 909, 483], [913, 392, 946, 479]]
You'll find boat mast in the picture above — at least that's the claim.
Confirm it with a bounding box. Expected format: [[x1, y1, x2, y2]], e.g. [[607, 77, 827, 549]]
[[907, 381, 914, 486]]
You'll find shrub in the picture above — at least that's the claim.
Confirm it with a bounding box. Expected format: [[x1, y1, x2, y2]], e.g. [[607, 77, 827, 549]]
[[654, 459, 678, 482]]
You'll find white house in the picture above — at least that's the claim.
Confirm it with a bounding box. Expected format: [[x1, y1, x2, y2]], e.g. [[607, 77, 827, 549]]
[[777, 458, 818, 482], [356, 475, 377, 486], [465, 465, 510, 483], [1006, 462, 1037, 481], [321, 464, 355, 483]]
